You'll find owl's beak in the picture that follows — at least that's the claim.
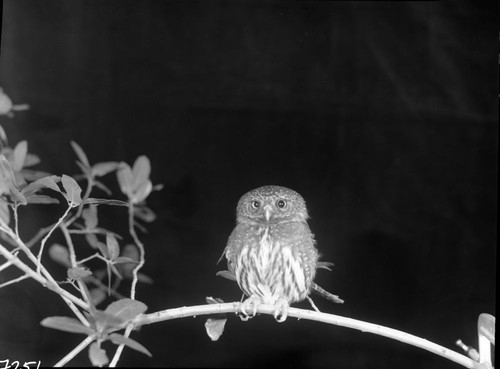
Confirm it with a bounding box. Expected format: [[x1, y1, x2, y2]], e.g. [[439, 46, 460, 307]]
[[263, 205, 273, 221]]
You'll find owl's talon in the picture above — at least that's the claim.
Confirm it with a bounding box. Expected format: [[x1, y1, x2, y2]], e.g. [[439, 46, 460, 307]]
[[239, 295, 261, 321], [273, 299, 290, 323]]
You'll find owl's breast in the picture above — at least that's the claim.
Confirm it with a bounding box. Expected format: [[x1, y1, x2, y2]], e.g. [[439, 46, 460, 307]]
[[228, 222, 316, 304]]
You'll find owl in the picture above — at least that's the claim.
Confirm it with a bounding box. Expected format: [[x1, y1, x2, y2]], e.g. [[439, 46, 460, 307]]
[[219, 185, 343, 322]]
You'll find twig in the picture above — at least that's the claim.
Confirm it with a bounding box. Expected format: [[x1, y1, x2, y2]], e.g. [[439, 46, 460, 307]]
[[37, 204, 72, 273], [0, 259, 15, 273], [0, 273, 29, 288], [133, 302, 487, 369], [26, 223, 56, 249], [13, 203, 20, 237], [128, 203, 144, 300], [109, 324, 134, 367], [54, 335, 95, 367], [108, 203, 146, 366], [0, 240, 90, 326]]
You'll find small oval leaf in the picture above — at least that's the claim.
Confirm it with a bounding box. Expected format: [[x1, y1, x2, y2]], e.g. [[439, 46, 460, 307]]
[[41, 316, 94, 335], [106, 233, 120, 261], [205, 318, 227, 341], [82, 205, 98, 229], [108, 333, 152, 357], [25, 194, 60, 204], [0, 200, 10, 224], [92, 162, 119, 177], [48, 244, 71, 267], [12, 140, 28, 172], [21, 175, 61, 196], [89, 342, 109, 367], [116, 163, 133, 197], [131, 156, 151, 191], [61, 174, 83, 206], [90, 288, 107, 306], [104, 298, 147, 322], [70, 141, 90, 168]]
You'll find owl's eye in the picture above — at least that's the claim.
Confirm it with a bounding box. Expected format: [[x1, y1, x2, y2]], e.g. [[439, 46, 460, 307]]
[[251, 200, 261, 209], [276, 199, 287, 209]]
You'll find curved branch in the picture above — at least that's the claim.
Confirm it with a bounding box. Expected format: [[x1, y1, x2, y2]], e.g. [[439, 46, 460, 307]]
[[133, 302, 487, 369]]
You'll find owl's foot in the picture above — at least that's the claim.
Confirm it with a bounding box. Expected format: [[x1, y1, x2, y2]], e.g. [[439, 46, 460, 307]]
[[239, 295, 262, 321], [273, 298, 290, 323]]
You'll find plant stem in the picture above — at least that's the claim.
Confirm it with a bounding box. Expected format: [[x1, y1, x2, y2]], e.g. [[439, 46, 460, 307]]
[[109, 324, 134, 367], [127, 203, 144, 300], [54, 335, 95, 367], [133, 302, 487, 369], [37, 204, 72, 274]]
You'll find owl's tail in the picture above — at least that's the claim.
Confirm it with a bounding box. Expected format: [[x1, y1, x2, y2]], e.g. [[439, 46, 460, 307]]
[[311, 282, 344, 304]]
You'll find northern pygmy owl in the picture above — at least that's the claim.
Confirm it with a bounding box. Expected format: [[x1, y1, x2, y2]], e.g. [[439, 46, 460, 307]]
[[219, 185, 343, 322]]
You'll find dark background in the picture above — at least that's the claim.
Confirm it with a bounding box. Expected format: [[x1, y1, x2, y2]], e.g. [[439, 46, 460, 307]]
[[0, 1, 496, 368]]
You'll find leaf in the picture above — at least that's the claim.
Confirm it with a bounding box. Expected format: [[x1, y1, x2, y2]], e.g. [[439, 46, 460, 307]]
[[104, 298, 147, 323], [134, 205, 156, 222], [0, 155, 16, 188], [75, 160, 91, 177], [48, 244, 71, 267], [82, 205, 98, 229], [0, 88, 13, 115], [108, 262, 123, 280], [0, 124, 7, 142], [18, 168, 52, 182], [121, 244, 139, 261], [205, 318, 227, 341], [70, 141, 90, 168], [108, 333, 152, 357], [0, 200, 10, 224], [12, 140, 28, 171], [23, 152, 41, 167], [206, 297, 225, 304], [106, 233, 120, 261], [25, 194, 59, 204], [137, 272, 154, 284], [85, 233, 100, 249], [89, 342, 109, 367], [116, 162, 133, 196], [132, 180, 152, 204], [113, 256, 137, 264], [61, 174, 83, 206], [40, 316, 94, 335], [131, 156, 151, 191], [21, 175, 61, 196], [68, 266, 92, 280], [90, 288, 107, 306], [96, 241, 109, 258], [90, 309, 124, 331], [91, 162, 119, 177], [84, 198, 129, 207], [0, 155, 26, 204], [93, 180, 112, 196]]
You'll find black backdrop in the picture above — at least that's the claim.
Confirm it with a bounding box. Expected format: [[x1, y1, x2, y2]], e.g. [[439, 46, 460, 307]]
[[0, 1, 496, 368]]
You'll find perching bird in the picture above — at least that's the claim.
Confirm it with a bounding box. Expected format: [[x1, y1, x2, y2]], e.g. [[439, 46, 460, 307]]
[[218, 185, 343, 322]]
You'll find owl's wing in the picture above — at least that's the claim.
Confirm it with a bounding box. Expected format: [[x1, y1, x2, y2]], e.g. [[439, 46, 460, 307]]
[[311, 282, 344, 304], [223, 223, 260, 275], [216, 247, 227, 265], [317, 261, 335, 271], [216, 225, 237, 265], [216, 269, 236, 281]]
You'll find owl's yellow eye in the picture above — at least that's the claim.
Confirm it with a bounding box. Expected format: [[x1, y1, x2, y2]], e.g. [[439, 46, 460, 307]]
[[276, 199, 287, 209], [251, 200, 260, 209]]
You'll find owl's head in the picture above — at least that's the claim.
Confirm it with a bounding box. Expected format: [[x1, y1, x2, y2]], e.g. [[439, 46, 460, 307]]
[[235, 185, 309, 224]]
